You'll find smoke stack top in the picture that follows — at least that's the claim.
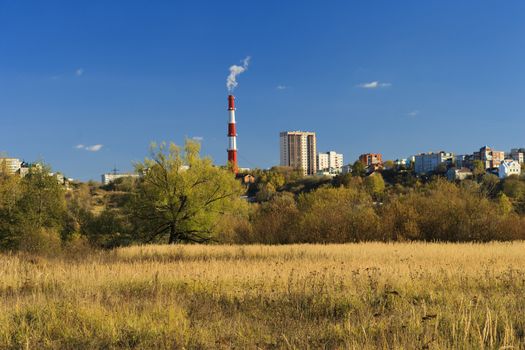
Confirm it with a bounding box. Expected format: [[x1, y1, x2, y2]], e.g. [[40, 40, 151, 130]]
[[226, 56, 250, 92], [228, 95, 235, 110]]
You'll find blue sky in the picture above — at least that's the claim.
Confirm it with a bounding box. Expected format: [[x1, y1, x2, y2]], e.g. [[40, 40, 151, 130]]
[[1, 0, 524, 180]]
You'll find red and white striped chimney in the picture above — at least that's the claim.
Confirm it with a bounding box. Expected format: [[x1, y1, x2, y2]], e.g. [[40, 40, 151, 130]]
[[227, 95, 238, 173]]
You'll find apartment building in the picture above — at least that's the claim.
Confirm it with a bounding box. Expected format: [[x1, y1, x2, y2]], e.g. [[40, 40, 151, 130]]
[[474, 146, 505, 169], [317, 151, 344, 172], [279, 131, 317, 176], [358, 153, 382, 166], [414, 151, 455, 174], [0, 158, 22, 174]]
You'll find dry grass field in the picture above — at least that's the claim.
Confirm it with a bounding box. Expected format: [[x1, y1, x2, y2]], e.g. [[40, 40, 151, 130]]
[[1, 243, 525, 349]]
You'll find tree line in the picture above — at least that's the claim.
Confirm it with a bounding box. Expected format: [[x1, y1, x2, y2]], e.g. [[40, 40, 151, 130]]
[[1, 140, 525, 253]]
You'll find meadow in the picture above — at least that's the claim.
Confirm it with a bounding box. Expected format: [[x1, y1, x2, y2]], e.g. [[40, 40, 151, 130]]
[[1, 243, 525, 349]]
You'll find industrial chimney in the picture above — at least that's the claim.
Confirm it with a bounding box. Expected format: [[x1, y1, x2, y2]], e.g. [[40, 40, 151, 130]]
[[227, 95, 238, 173]]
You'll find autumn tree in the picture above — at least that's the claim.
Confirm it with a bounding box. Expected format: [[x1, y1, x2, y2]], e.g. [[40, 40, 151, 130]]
[[130, 140, 244, 244], [472, 160, 486, 178], [0, 166, 66, 252], [364, 173, 386, 198], [351, 161, 366, 177]]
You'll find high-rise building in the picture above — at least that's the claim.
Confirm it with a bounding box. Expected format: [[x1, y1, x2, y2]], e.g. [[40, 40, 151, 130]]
[[318, 151, 344, 171], [280, 131, 317, 176]]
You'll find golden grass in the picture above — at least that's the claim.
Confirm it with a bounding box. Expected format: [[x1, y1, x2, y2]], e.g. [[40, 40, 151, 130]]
[[1, 242, 525, 349]]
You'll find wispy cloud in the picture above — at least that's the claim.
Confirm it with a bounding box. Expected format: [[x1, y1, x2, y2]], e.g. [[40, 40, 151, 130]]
[[75, 144, 103, 152], [407, 110, 420, 117], [192, 136, 204, 142], [276, 85, 287, 90], [358, 81, 391, 89], [75, 68, 84, 76], [85, 144, 103, 152]]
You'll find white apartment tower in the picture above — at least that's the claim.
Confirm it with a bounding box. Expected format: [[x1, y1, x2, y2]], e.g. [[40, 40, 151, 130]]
[[280, 131, 317, 176], [318, 151, 344, 171], [0, 158, 22, 175]]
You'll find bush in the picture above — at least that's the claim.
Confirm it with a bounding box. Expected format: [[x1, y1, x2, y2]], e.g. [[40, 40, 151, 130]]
[[248, 193, 300, 244], [297, 187, 380, 243]]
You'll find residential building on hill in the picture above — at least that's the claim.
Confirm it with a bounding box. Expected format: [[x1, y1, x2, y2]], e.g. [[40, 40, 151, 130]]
[[414, 151, 454, 174], [0, 158, 22, 174], [317, 151, 343, 172], [474, 146, 505, 169], [499, 160, 521, 179], [102, 173, 139, 185], [359, 153, 382, 166], [447, 167, 473, 181], [341, 164, 352, 175], [279, 131, 317, 176]]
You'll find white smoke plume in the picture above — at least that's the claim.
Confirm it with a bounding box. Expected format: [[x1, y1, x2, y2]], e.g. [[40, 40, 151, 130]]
[[226, 56, 250, 92]]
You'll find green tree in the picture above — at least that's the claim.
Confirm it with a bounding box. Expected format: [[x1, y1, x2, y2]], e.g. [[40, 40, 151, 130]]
[[502, 176, 525, 201], [0, 166, 66, 252], [17, 167, 66, 232], [255, 182, 276, 202], [352, 161, 366, 177], [383, 160, 395, 170], [0, 174, 22, 249], [332, 173, 352, 188], [480, 173, 500, 198], [498, 193, 513, 216], [472, 160, 486, 178], [364, 173, 386, 197], [130, 140, 244, 244], [435, 162, 448, 175]]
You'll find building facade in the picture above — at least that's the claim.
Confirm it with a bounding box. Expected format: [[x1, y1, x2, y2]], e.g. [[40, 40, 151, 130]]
[[498, 160, 521, 179], [474, 146, 505, 169], [279, 131, 317, 176], [414, 151, 455, 174], [359, 153, 383, 166], [0, 158, 22, 174], [317, 151, 343, 172], [447, 167, 473, 181], [101, 173, 139, 185]]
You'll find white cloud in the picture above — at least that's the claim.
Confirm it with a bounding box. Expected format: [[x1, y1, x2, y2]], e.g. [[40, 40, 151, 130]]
[[192, 136, 204, 141], [276, 85, 287, 90], [358, 81, 391, 89], [85, 144, 103, 152], [75, 144, 103, 152], [407, 110, 420, 117], [76, 68, 84, 76]]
